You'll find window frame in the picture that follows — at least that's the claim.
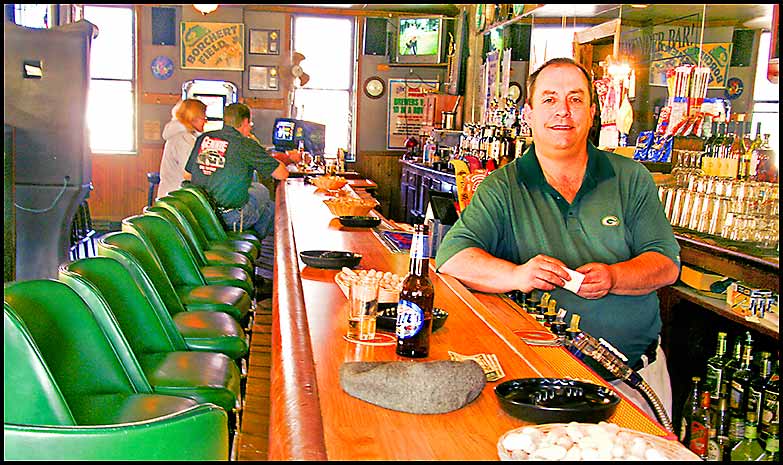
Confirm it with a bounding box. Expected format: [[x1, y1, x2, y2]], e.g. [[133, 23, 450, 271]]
[[83, 4, 139, 156]]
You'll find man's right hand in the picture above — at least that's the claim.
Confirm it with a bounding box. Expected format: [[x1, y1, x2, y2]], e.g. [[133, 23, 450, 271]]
[[512, 254, 570, 293]]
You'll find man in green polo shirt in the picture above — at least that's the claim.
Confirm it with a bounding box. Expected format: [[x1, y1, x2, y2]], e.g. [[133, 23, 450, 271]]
[[186, 103, 288, 240], [435, 58, 681, 422]]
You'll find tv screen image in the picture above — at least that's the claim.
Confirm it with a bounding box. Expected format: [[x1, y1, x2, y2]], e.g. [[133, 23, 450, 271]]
[[398, 18, 440, 56]]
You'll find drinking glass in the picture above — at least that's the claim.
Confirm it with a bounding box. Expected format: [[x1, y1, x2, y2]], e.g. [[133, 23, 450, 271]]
[[347, 276, 380, 341]]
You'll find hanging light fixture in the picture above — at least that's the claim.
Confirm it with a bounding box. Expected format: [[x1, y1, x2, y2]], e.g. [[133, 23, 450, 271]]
[[193, 4, 218, 15]]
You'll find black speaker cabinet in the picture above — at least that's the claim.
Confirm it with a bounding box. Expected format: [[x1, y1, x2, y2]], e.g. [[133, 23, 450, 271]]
[[151, 6, 176, 46], [364, 17, 388, 56], [730, 29, 755, 67]]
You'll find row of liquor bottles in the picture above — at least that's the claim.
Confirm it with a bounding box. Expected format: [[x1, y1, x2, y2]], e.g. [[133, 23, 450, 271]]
[[680, 331, 779, 460], [457, 100, 532, 171], [699, 121, 777, 182]]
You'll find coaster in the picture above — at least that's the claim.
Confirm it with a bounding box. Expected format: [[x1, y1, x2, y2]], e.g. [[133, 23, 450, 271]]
[[343, 332, 396, 346]]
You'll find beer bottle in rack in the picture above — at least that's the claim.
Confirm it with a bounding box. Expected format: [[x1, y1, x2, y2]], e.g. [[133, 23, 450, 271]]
[[704, 331, 729, 405], [718, 122, 734, 178], [727, 122, 744, 179], [689, 390, 712, 459], [680, 376, 702, 445], [395, 224, 435, 358], [748, 122, 763, 178]]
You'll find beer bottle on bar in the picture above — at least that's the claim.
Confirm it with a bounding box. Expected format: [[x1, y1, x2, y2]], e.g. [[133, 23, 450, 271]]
[[680, 376, 702, 445], [395, 224, 434, 358], [704, 331, 729, 405], [689, 390, 712, 459]]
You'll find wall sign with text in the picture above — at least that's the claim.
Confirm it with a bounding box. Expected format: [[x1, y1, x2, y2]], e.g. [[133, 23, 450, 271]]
[[387, 79, 438, 149], [649, 42, 732, 89], [181, 22, 244, 71]]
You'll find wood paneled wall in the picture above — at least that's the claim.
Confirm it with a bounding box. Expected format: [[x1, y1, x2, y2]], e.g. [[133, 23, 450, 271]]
[[89, 144, 163, 225], [349, 151, 404, 221]]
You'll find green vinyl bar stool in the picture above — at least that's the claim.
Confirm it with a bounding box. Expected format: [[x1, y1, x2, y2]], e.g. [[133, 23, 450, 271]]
[[96, 231, 249, 361], [4, 282, 229, 460], [122, 214, 254, 322], [58, 257, 242, 420]]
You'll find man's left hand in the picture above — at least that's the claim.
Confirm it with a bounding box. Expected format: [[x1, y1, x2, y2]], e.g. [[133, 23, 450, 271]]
[[574, 262, 614, 299]]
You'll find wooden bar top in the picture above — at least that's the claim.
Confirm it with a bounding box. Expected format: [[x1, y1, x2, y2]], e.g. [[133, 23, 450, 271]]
[[259, 178, 673, 461]]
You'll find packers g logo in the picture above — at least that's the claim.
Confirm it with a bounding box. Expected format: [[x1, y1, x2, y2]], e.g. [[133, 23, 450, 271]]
[[601, 215, 620, 227]]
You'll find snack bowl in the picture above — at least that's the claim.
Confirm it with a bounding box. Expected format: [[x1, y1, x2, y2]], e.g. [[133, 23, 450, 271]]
[[495, 378, 620, 424], [324, 197, 379, 217], [497, 422, 700, 461], [311, 174, 347, 191]]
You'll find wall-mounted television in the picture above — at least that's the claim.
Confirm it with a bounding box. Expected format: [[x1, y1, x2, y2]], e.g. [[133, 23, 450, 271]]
[[393, 17, 454, 65]]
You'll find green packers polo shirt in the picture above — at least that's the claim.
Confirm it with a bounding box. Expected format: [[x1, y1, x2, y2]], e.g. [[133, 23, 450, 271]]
[[435, 142, 681, 370]]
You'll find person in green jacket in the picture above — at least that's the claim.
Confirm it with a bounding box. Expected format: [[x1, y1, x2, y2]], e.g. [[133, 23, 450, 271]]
[[435, 57, 681, 421]]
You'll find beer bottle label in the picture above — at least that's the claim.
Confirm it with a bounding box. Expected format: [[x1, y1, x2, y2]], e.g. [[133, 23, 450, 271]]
[[761, 386, 778, 428], [689, 421, 708, 456], [705, 366, 722, 398], [396, 300, 424, 339], [729, 381, 744, 410]]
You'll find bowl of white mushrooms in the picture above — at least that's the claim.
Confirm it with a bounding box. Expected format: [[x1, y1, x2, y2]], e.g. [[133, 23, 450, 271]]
[[497, 422, 701, 461]]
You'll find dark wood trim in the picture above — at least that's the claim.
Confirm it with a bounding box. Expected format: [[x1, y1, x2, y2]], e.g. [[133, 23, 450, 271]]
[[141, 92, 181, 106], [266, 181, 327, 461], [242, 97, 286, 111]]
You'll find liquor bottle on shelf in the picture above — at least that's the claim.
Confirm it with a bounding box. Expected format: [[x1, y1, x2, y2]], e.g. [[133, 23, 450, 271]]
[[680, 376, 702, 445], [395, 224, 435, 358], [738, 122, 754, 180], [760, 359, 779, 441], [748, 351, 772, 431], [689, 390, 712, 459], [707, 395, 731, 461], [730, 412, 765, 461], [748, 122, 763, 178], [718, 121, 735, 178], [759, 422, 780, 461], [728, 333, 755, 445], [752, 134, 779, 183], [704, 331, 729, 405], [722, 335, 743, 397], [701, 121, 720, 177], [727, 121, 745, 179]]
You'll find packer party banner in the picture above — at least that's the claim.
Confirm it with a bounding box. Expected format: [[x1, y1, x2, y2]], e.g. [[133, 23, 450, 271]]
[[649, 42, 732, 89], [387, 79, 438, 149], [181, 22, 244, 71]]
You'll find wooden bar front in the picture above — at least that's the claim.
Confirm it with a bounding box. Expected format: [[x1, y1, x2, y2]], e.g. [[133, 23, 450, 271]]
[[242, 178, 674, 461]]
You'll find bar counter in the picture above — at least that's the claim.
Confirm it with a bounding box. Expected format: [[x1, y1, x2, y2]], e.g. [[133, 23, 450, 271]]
[[240, 178, 675, 461]]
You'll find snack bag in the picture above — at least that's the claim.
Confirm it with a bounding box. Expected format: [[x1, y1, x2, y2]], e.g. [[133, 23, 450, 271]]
[[633, 131, 655, 161]]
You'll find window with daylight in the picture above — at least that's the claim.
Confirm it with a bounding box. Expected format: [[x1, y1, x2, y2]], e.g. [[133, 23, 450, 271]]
[[12, 4, 53, 28], [292, 15, 355, 156], [751, 31, 779, 160], [83, 5, 136, 154]]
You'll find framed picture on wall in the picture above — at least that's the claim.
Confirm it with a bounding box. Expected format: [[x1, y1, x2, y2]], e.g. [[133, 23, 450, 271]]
[[249, 28, 280, 55], [248, 65, 279, 91]]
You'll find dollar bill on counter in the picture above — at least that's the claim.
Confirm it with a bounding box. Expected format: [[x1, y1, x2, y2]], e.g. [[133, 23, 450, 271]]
[[448, 351, 505, 382]]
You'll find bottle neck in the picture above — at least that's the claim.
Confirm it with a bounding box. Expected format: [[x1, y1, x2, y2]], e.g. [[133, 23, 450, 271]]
[[740, 346, 753, 368], [408, 228, 429, 277], [716, 337, 727, 357]]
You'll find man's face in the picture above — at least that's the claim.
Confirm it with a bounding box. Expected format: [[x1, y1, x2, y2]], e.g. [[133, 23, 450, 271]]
[[524, 64, 596, 156]]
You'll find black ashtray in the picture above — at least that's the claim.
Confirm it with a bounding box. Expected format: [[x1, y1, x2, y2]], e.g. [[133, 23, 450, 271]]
[[339, 216, 381, 228], [376, 307, 448, 333], [299, 250, 362, 269], [495, 378, 620, 424]]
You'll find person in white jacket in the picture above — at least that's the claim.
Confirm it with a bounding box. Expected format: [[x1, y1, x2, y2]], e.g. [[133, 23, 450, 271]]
[[157, 99, 207, 199]]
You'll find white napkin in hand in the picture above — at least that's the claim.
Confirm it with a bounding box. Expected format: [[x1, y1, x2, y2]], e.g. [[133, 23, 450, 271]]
[[562, 268, 585, 294]]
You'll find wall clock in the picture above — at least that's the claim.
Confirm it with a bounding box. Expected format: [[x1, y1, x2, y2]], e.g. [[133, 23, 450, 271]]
[[363, 76, 385, 99], [507, 82, 522, 103]]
